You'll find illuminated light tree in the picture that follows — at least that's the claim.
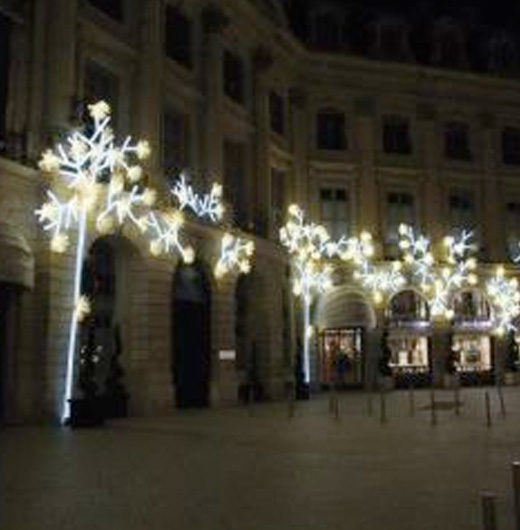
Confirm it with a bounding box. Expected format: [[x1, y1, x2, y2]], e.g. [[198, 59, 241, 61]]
[[280, 204, 374, 384], [214, 233, 255, 279], [486, 266, 520, 335], [35, 101, 254, 424]]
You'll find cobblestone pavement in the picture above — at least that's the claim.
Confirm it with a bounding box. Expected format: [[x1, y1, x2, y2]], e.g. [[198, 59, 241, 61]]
[[2, 387, 520, 530]]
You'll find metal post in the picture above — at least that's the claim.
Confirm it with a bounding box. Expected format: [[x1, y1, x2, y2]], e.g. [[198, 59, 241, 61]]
[[485, 391, 492, 428], [454, 385, 460, 416], [512, 462, 520, 530], [481, 492, 497, 530], [380, 389, 386, 424], [497, 384, 506, 418], [409, 383, 415, 417], [367, 391, 373, 417], [302, 295, 311, 385], [334, 393, 340, 421], [430, 387, 437, 426]]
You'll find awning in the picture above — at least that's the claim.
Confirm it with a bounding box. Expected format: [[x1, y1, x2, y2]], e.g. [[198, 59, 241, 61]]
[[0, 223, 34, 288]]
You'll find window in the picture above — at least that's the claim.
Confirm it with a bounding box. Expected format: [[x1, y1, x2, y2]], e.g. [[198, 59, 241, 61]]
[[162, 110, 189, 176], [223, 140, 247, 228], [445, 122, 471, 160], [320, 188, 349, 240], [165, 6, 192, 68], [87, 0, 123, 21], [449, 191, 476, 235], [269, 91, 284, 135], [506, 202, 520, 261], [0, 13, 10, 151], [383, 115, 411, 154], [223, 51, 244, 104], [270, 168, 286, 237], [317, 111, 346, 150], [386, 192, 415, 254], [84, 60, 119, 126], [502, 128, 520, 165]]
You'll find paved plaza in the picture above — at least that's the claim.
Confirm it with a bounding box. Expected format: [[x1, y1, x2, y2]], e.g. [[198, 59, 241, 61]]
[[2, 387, 520, 530]]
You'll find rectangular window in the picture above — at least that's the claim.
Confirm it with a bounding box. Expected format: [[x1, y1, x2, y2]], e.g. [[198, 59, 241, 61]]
[[320, 188, 349, 240], [223, 51, 244, 104], [223, 140, 247, 228], [386, 191, 415, 255], [383, 115, 411, 154], [164, 5, 192, 68], [84, 60, 119, 127], [502, 127, 520, 165], [445, 122, 471, 160], [162, 110, 189, 176], [270, 168, 286, 237], [317, 111, 346, 150], [269, 91, 284, 135], [87, 0, 123, 21], [0, 13, 10, 151], [506, 201, 520, 261], [449, 191, 476, 235]]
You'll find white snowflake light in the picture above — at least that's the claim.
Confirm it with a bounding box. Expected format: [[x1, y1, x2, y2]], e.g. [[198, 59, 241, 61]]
[[171, 172, 224, 222], [487, 266, 520, 335], [214, 233, 255, 279]]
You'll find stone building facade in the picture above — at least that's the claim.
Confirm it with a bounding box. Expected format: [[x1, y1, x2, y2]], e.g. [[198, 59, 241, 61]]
[[1, 0, 520, 422]]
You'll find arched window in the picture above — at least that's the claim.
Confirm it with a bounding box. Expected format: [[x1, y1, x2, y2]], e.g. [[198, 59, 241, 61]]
[[387, 290, 429, 323]]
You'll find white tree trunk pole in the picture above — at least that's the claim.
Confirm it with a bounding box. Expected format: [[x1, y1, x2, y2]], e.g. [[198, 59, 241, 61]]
[[303, 293, 311, 384], [62, 206, 88, 424]]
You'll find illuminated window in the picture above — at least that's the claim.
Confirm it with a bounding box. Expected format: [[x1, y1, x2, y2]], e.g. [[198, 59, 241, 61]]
[[165, 6, 192, 68], [269, 91, 284, 135], [317, 111, 346, 150], [223, 51, 244, 104], [320, 188, 349, 240], [502, 127, 520, 165], [87, 0, 123, 21], [0, 13, 10, 151], [383, 115, 411, 154], [162, 109, 189, 176], [445, 122, 471, 160], [386, 192, 415, 254]]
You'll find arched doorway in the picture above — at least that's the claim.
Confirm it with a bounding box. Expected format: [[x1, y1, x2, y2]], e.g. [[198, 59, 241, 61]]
[[173, 263, 211, 408]]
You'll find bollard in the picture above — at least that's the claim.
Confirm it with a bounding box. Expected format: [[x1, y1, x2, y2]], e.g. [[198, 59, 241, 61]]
[[328, 385, 334, 414], [430, 388, 437, 426], [485, 391, 492, 428], [481, 491, 497, 530], [409, 383, 415, 417], [367, 392, 373, 417], [380, 389, 386, 424], [334, 394, 340, 421], [497, 384, 506, 418], [455, 385, 460, 416], [512, 462, 520, 530], [287, 388, 295, 420]]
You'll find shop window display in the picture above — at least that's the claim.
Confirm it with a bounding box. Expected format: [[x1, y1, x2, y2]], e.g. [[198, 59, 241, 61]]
[[320, 328, 363, 388]]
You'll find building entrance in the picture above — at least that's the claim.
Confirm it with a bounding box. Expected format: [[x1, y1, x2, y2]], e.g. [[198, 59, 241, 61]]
[[173, 264, 211, 407]]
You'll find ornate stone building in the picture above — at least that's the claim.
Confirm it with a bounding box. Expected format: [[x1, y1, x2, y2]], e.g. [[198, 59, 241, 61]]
[[1, 0, 520, 422]]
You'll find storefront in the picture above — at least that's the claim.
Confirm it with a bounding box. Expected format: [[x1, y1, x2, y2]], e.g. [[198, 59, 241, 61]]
[[451, 290, 494, 385], [386, 290, 431, 387], [319, 327, 363, 388]]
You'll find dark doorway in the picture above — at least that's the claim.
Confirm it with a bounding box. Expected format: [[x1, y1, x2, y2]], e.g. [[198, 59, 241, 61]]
[[173, 263, 211, 408]]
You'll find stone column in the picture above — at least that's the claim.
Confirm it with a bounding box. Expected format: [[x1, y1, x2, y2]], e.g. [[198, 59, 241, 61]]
[[354, 97, 380, 249], [200, 5, 228, 177], [289, 87, 308, 205], [252, 46, 273, 237], [431, 321, 451, 387], [137, 0, 163, 185], [479, 111, 503, 262], [365, 306, 385, 389], [43, 0, 78, 138]]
